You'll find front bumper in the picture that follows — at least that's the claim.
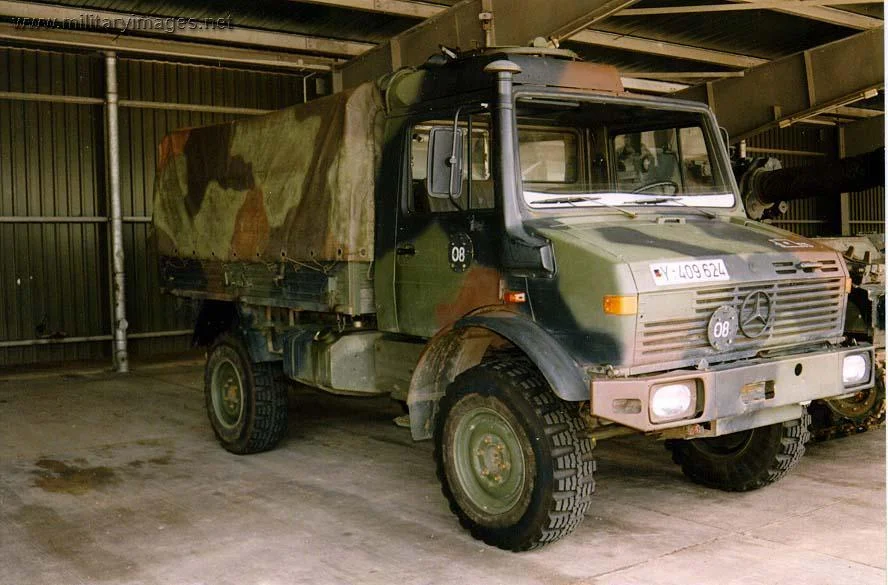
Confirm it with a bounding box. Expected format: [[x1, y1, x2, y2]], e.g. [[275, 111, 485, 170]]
[[591, 345, 874, 437]]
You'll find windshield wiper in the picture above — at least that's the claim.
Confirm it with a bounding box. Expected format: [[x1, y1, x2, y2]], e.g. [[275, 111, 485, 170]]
[[625, 194, 716, 219], [531, 195, 637, 218]]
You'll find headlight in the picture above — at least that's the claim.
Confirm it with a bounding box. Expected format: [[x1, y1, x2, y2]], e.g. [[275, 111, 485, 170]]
[[842, 353, 870, 386], [650, 381, 698, 423]]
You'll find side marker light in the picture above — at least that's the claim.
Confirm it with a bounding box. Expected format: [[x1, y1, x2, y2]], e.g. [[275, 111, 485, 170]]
[[603, 295, 638, 315]]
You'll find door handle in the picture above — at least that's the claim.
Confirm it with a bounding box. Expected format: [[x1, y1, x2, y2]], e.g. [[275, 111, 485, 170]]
[[396, 244, 416, 256]]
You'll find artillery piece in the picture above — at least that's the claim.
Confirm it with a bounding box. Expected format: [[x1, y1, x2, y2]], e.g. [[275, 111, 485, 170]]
[[735, 147, 885, 440]]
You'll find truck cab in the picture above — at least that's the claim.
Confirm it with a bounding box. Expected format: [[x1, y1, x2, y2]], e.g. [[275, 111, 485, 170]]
[[153, 47, 875, 551]]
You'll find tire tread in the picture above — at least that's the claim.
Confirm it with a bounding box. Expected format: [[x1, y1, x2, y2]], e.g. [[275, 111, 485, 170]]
[[669, 409, 811, 492], [205, 335, 289, 455], [434, 359, 595, 551]]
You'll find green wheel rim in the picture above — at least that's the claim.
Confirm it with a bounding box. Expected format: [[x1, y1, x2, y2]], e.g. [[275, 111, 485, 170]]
[[211, 358, 245, 429], [451, 406, 526, 516]]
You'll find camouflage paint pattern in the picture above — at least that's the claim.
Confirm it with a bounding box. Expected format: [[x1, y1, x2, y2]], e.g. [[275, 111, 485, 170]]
[[154, 50, 871, 438], [153, 82, 385, 263], [373, 54, 625, 337], [529, 214, 849, 373]]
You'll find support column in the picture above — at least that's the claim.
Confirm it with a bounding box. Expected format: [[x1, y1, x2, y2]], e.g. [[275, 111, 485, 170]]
[[105, 51, 128, 372], [838, 127, 851, 236]]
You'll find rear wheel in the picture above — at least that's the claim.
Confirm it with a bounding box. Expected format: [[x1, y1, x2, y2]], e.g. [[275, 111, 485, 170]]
[[667, 409, 810, 492], [205, 335, 289, 454], [434, 360, 595, 551]]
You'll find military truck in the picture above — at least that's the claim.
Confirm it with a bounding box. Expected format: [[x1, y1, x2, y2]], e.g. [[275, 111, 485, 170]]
[[153, 47, 875, 551]]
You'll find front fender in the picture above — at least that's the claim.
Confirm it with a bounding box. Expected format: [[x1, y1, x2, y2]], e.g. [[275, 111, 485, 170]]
[[406, 310, 589, 441], [455, 312, 589, 401]]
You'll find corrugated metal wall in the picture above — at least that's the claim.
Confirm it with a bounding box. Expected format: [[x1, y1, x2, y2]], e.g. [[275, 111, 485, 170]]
[[0, 48, 107, 365], [848, 185, 885, 234], [0, 46, 316, 366]]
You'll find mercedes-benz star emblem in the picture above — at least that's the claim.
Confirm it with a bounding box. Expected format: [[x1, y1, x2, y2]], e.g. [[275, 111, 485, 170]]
[[739, 290, 774, 338]]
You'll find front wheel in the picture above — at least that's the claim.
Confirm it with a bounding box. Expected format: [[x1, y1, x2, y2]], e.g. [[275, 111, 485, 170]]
[[667, 409, 811, 492], [434, 360, 595, 551], [205, 334, 289, 454]]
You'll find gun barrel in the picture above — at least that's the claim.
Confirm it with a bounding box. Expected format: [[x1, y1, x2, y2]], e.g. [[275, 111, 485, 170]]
[[754, 147, 885, 205]]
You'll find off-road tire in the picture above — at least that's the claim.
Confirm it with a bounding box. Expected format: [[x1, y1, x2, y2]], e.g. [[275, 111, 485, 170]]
[[667, 409, 811, 492], [434, 359, 595, 551], [205, 334, 289, 454]]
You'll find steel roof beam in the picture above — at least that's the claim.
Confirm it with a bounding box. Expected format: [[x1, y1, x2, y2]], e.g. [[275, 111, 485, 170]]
[[284, 2, 781, 72], [630, 71, 746, 79], [337, 0, 640, 88], [621, 77, 689, 93], [0, 0, 374, 57], [674, 28, 884, 141], [727, 0, 882, 29], [0, 22, 336, 72], [831, 105, 884, 118], [618, 0, 884, 17], [571, 30, 767, 68], [290, 0, 445, 18]]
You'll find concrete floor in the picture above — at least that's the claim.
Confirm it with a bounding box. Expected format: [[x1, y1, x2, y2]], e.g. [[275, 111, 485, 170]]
[[1, 362, 885, 585]]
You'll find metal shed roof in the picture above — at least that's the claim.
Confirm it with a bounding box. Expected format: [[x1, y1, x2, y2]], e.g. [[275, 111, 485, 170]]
[[0, 0, 883, 117]]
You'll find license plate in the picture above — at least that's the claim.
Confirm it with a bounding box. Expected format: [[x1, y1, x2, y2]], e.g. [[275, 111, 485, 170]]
[[650, 259, 730, 285]]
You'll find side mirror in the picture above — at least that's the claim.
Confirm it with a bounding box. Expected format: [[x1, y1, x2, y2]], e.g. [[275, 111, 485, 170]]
[[427, 127, 464, 199]]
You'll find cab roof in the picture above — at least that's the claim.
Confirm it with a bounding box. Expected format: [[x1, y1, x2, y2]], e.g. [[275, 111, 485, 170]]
[[382, 49, 624, 113]]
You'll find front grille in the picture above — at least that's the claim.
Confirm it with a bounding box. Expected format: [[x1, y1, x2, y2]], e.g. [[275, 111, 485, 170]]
[[637, 277, 845, 364]]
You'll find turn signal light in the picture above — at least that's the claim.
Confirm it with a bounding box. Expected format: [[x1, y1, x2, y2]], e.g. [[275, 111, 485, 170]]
[[845, 278, 852, 294], [503, 291, 527, 304], [603, 295, 638, 315]]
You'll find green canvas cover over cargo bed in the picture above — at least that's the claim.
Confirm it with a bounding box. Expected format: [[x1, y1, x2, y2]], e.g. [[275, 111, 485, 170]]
[[152, 81, 385, 264]]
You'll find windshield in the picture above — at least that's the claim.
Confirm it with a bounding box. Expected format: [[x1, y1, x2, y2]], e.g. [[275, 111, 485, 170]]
[[514, 97, 735, 210]]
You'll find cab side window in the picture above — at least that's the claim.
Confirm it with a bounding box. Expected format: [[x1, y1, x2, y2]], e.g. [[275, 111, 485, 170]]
[[409, 113, 493, 213], [518, 130, 579, 184]]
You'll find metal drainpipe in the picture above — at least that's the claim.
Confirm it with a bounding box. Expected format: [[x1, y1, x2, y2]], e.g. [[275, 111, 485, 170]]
[[105, 51, 129, 373], [302, 72, 315, 103]]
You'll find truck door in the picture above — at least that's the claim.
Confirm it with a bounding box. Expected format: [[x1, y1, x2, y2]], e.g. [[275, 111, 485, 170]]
[[392, 112, 501, 338]]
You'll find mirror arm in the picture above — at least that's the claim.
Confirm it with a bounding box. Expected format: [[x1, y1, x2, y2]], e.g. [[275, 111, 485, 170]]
[[448, 107, 464, 211]]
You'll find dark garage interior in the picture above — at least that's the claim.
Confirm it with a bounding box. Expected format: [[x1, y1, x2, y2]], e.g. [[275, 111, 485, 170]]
[[0, 1, 884, 583]]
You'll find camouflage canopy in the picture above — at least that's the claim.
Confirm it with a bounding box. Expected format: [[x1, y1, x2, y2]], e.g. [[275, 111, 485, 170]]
[[153, 82, 385, 263]]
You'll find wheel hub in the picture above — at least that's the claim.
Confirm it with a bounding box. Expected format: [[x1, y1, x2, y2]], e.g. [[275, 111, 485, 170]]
[[223, 379, 240, 414], [474, 433, 513, 487], [211, 359, 244, 429], [452, 406, 527, 516]]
